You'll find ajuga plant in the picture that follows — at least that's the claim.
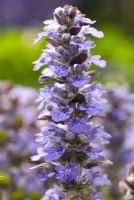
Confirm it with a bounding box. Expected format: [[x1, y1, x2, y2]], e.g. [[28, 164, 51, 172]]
[[0, 81, 44, 199], [103, 85, 134, 198], [119, 165, 134, 200], [32, 5, 111, 200]]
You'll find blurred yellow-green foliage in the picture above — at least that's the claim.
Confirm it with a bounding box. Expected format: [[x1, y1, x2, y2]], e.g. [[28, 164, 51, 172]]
[[93, 26, 134, 89], [0, 29, 44, 87]]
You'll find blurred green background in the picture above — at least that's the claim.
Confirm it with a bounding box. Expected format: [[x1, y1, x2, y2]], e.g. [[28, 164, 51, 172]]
[[0, 0, 134, 89]]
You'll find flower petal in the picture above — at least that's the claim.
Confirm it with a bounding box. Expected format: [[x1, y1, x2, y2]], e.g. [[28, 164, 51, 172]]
[[68, 75, 90, 88], [51, 107, 73, 122]]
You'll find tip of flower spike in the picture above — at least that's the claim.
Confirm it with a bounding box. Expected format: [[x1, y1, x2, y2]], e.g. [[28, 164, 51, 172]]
[[68, 6, 77, 18]]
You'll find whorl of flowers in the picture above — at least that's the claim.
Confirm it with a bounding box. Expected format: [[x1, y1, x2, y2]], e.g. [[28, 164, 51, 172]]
[[32, 5, 111, 200], [103, 85, 134, 197], [0, 81, 44, 196], [119, 165, 134, 200]]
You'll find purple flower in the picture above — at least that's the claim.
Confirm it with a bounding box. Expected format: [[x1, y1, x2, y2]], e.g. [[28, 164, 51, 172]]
[[11, 163, 44, 194], [67, 75, 90, 88], [33, 30, 60, 45], [0, 82, 44, 195], [38, 168, 55, 182], [82, 167, 111, 188], [79, 26, 104, 38], [87, 55, 106, 68], [81, 82, 107, 104], [103, 85, 134, 196], [41, 186, 65, 200], [35, 124, 66, 143], [70, 38, 96, 50], [87, 126, 111, 145], [52, 65, 69, 77], [85, 147, 103, 161], [44, 145, 65, 162], [35, 129, 54, 143], [51, 107, 73, 122], [55, 163, 80, 181], [66, 117, 91, 134], [33, 5, 110, 200], [80, 103, 104, 116], [73, 16, 96, 25]]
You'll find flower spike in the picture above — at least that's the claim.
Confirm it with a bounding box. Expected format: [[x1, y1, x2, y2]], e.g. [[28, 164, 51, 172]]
[[33, 5, 111, 200]]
